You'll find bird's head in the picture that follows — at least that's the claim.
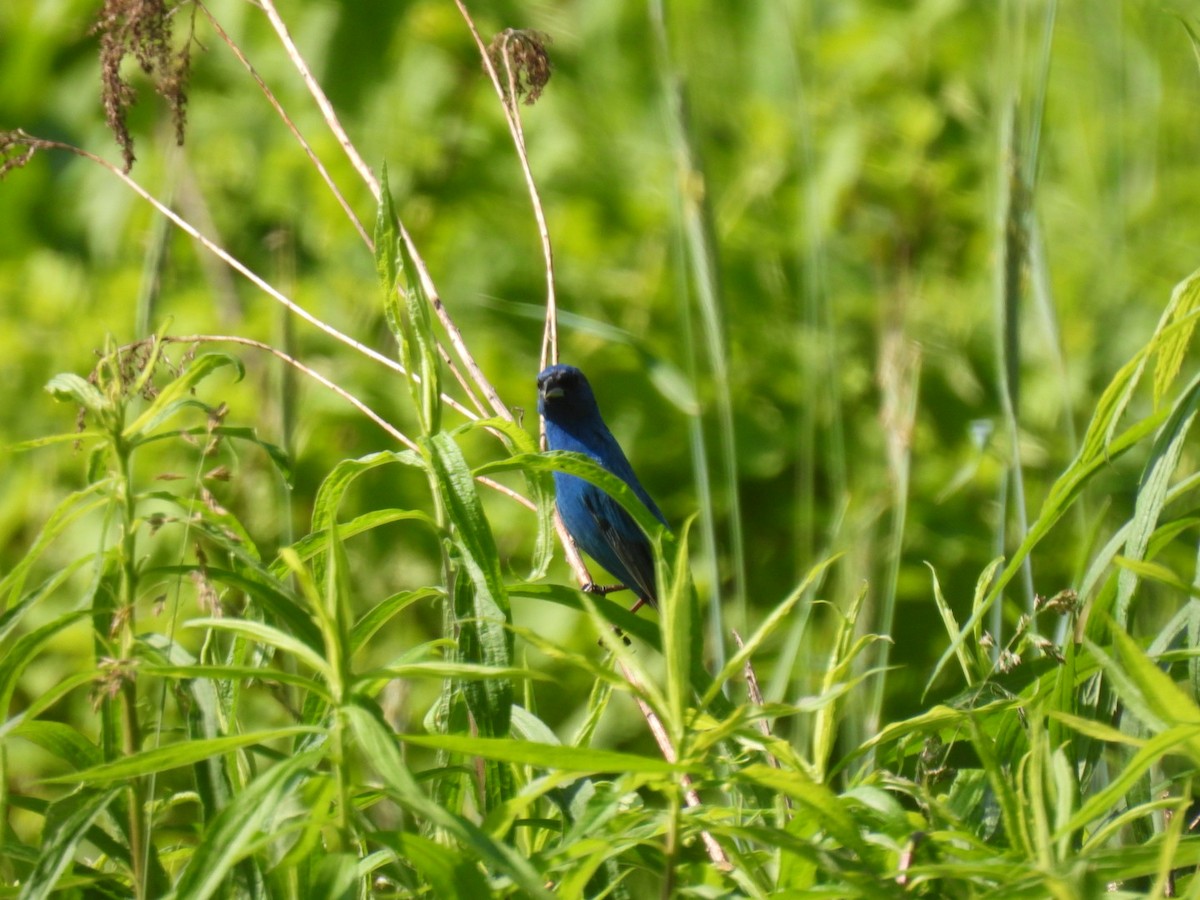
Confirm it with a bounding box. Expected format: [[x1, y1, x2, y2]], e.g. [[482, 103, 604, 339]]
[[537, 364, 599, 420]]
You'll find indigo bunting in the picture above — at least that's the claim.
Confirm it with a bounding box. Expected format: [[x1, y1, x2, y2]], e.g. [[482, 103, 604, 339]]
[[538, 364, 669, 610]]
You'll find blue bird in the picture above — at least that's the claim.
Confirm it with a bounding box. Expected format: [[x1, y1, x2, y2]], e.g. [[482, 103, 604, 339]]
[[538, 364, 669, 611]]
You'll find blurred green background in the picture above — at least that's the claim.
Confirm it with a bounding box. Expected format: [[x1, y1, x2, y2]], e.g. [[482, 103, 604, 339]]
[[3, 0, 1199, 750]]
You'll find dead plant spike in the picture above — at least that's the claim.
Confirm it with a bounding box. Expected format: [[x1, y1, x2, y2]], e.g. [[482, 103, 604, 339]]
[[487, 29, 552, 106], [92, 0, 196, 171]]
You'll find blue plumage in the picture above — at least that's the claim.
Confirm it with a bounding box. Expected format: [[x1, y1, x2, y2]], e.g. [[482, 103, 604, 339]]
[[537, 364, 668, 610]]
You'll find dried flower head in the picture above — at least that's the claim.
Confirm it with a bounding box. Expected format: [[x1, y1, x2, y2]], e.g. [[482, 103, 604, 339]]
[[91, 657, 139, 709], [1035, 589, 1079, 616], [487, 29, 552, 106], [93, 0, 195, 171]]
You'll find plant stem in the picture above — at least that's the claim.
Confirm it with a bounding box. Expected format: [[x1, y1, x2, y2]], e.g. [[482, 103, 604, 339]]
[[115, 428, 147, 896]]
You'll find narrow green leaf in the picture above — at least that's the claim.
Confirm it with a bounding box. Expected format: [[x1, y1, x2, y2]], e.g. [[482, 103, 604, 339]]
[[302, 450, 428, 586], [1115, 371, 1200, 626], [41, 726, 321, 785], [138, 664, 331, 701], [0, 612, 89, 720], [736, 763, 866, 854], [926, 408, 1164, 692], [374, 162, 400, 296], [0, 482, 109, 612], [351, 586, 443, 651], [4, 431, 106, 452], [662, 517, 693, 732], [18, 787, 119, 900], [10, 721, 101, 771], [123, 353, 244, 438], [459, 416, 554, 580], [357, 662, 545, 684], [926, 561, 979, 687], [1058, 723, 1200, 837], [368, 831, 491, 897], [44, 373, 107, 414], [398, 230, 442, 435], [1153, 265, 1200, 407], [345, 703, 554, 900], [702, 555, 839, 708], [289, 509, 439, 571], [174, 751, 319, 900], [1108, 626, 1200, 734], [429, 432, 512, 737], [401, 731, 680, 774], [185, 617, 333, 683]]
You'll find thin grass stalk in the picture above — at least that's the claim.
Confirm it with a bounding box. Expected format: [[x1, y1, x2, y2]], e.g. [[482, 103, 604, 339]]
[[134, 136, 177, 340], [3, 135, 464, 413], [196, 0, 372, 249], [112, 391, 148, 896], [648, 0, 741, 682], [618, 658, 732, 871], [450, 2, 559, 371], [863, 330, 920, 753], [258, 0, 511, 422], [993, 0, 1038, 628], [769, 3, 850, 730], [666, 224, 723, 664]]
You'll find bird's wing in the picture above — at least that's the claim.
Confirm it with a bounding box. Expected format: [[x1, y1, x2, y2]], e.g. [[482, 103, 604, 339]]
[[586, 491, 658, 606]]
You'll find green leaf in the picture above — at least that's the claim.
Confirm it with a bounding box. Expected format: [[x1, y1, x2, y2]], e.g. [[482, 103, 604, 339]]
[[736, 763, 867, 855], [10, 721, 101, 771], [374, 162, 401, 297], [0, 612, 89, 721], [1153, 265, 1200, 407], [18, 787, 120, 900], [458, 416, 554, 580], [123, 353, 244, 438], [185, 617, 332, 683], [351, 586, 443, 652], [138, 663, 332, 701], [400, 731, 680, 774], [0, 481, 109, 612], [1057, 723, 1200, 837], [429, 432, 512, 737], [1115, 371, 1200, 626], [288, 509, 439, 572], [44, 373, 108, 414], [398, 229, 442, 436], [41, 726, 321, 785], [368, 831, 491, 897], [344, 702, 554, 899], [173, 750, 320, 900], [301, 450, 428, 587], [702, 555, 839, 709]]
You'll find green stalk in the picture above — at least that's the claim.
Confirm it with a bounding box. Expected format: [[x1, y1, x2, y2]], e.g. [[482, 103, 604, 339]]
[[114, 424, 147, 897]]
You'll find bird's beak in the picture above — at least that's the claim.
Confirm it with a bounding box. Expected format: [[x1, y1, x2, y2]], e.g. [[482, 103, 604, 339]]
[[542, 386, 564, 400]]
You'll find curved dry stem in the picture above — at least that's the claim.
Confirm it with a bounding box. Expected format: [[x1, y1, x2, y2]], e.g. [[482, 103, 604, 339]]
[[7, 132, 481, 424], [107, 333, 538, 511], [165, 333, 420, 453], [453, 3, 559, 370], [617, 658, 733, 871], [196, 0, 371, 249], [258, 0, 512, 422]]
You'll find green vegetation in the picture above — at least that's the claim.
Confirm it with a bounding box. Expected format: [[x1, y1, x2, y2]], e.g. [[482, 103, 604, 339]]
[[4, 0, 1200, 895]]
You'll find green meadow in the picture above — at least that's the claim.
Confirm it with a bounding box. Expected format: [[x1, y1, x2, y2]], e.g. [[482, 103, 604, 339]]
[[3, 1, 1200, 896]]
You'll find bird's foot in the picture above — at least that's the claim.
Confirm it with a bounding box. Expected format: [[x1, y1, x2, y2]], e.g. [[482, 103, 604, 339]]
[[582, 581, 627, 596]]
